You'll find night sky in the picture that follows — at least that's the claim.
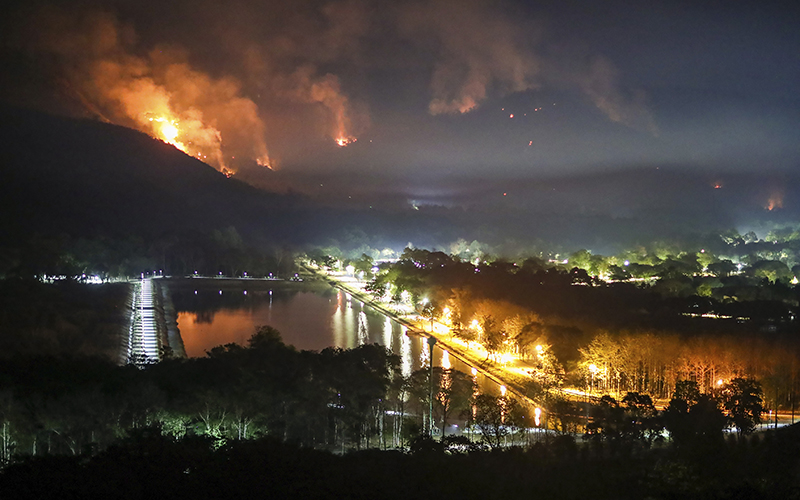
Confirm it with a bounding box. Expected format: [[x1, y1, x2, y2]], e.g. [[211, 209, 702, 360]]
[[1, 0, 798, 210]]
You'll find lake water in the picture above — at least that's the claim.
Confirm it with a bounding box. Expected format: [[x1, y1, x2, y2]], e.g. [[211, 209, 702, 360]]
[[168, 278, 498, 390]]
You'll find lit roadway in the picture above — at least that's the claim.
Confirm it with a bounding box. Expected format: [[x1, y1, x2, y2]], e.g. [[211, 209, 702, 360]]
[[308, 265, 798, 434], [307, 266, 578, 412]]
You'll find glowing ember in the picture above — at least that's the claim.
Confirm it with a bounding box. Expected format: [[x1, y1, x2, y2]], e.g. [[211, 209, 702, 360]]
[[256, 157, 273, 170], [336, 136, 356, 147]]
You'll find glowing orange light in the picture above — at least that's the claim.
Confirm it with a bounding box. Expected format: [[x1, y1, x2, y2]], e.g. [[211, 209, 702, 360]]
[[160, 122, 178, 142], [766, 193, 784, 211], [335, 136, 356, 147], [148, 116, 185, 151], [256, 157, 273, 170]]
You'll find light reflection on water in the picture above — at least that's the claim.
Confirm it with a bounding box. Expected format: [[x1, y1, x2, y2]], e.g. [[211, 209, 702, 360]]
[[357, 311, 368, 345], [400, 329, 412, 378], [419, 336, 430, 369], [171, 279, 499, 393]]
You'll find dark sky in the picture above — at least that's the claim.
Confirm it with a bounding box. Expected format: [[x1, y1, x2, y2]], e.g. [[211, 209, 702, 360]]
[[2, 0, 798, 191]]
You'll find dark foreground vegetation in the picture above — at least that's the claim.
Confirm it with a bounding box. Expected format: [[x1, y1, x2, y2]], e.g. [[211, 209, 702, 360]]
[[0, 319, 794, 499], [3, 420, 800, 499]]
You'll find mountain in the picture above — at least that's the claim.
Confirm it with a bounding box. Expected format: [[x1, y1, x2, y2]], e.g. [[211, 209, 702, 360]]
[[0, 106, 309, 244]]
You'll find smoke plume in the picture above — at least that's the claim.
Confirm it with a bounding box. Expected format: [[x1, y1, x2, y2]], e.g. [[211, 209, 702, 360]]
[[577, 56, 658, 135], [3, 0, 660, 176], [398, 0, 540, 115], [285, 65, 363, 146], [394, 0, 656, 134], [13, 7, 271, 173]]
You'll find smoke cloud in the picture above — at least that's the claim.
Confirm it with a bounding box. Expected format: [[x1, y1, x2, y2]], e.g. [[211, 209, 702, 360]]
[[283, 65, 365, 146], [398, 0, 540, 115], [11, 7, 271, 173], [577, 56, 658, 135], [395, 0, 655, 133], [3, 0, 660, 176]]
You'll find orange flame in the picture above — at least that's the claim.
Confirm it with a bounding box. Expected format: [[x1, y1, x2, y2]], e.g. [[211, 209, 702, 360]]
[[256, 157, 273, 170], [766, 193, 784, 211], [335, 136, 356, 147], [148, 116, 183, 150]]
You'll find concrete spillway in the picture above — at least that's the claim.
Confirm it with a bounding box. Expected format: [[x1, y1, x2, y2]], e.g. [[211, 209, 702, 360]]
[[126, 278, 161, 365]]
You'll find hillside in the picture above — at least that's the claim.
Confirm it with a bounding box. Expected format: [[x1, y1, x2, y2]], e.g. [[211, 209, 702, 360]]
[[0, 106, 307, 243]]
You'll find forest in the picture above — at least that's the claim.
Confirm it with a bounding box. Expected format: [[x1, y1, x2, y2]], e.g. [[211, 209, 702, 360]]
[[318, 231, 800, 415], [0, 324, 796, 499]]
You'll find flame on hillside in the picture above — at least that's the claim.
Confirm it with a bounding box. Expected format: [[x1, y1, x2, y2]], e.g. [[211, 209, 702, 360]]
[[148, 116, 183, 149], [22, 9, 271, 175], [766, 192, 784, 211], [289, 67, 361, 148], [336, 136, 356, 147]]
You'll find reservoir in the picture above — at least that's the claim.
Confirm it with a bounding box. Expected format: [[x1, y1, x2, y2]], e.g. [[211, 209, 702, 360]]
[[168, 278, 500, 391]]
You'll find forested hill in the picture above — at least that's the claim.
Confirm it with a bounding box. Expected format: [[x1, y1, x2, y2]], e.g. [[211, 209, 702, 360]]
[[0, 106, 307, 243]]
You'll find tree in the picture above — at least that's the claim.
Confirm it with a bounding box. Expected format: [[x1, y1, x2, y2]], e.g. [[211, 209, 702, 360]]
[[480, 316, 506, 359], [663, 381, 727, 450], [568, 249, 592, 270], [621, 392, 661, 448], [722, 377, 763, 438], [746, 260, 792, 283], [472, 394, 522, 449], [547, 395, 581, 435], [352, 253, 375, 280], [432, 368, 473, 441], [585, 395, 625, 443], [707, 259, 737, 278]]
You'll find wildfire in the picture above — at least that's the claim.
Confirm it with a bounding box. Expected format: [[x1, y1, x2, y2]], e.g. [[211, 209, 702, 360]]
[[146, 113, 228, 171], [766, 193, 784, 211], [21, 8, 272, 177], [256, 157, 273, 170], [335, 136, 356, 147], [149, 116, 182, 149]]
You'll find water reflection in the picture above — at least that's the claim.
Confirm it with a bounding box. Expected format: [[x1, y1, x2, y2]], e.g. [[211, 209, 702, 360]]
[[419, 336, 430, 369], [400, 327, 412, 378], [441, 350, 451, 370], [170, 279, 502, 394], [357, 311, 368, 345], [383, 317, 392, 350]]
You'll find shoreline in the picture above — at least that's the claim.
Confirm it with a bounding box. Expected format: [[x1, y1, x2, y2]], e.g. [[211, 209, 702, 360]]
[[307, 267, 541, 409]]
